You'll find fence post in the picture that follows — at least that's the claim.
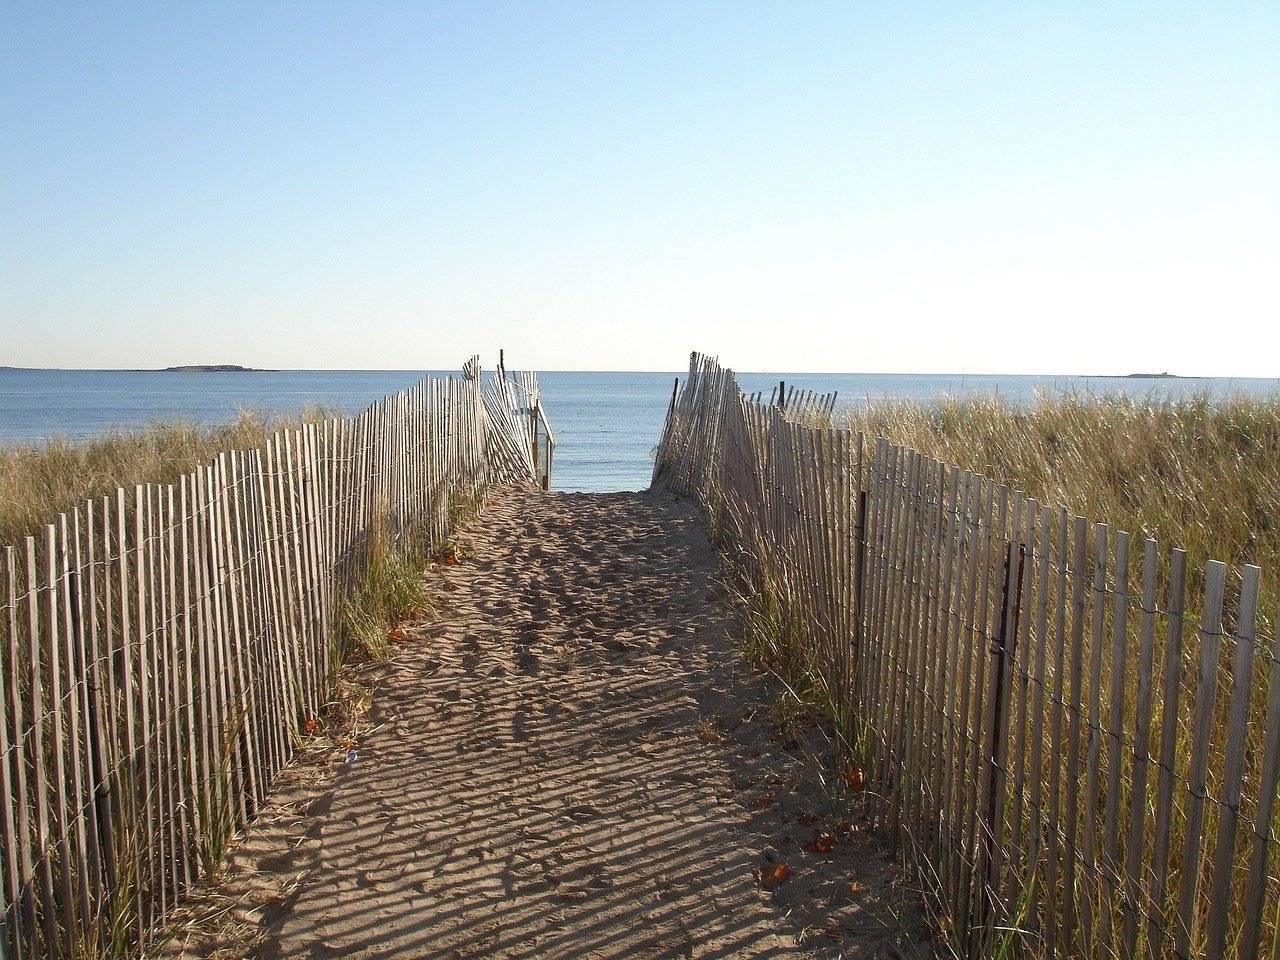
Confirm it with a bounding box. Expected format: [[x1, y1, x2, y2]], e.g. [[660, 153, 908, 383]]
[[70, 563, 119, 911], [852, 488, 869, 705], [531, 401, 540, 475], [541, 423, 550, 492], [978, 539, 1026, 950]]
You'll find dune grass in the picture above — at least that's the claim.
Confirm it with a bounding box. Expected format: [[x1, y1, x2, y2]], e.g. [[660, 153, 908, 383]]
[[0, 404, 458, 670], [843, 389, 1280, 618], [336, 524, 434, 665], [0, 407, 335, 549]]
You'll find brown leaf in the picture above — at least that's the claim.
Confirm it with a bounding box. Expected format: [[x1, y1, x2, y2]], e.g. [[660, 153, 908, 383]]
[[387, 627, 409, 643], [753, 789, 777, 808], [756, 863, 791, 889], [805, 832, 835, 854], [796, 811, 822, 825], [844, 763, 865, 792]]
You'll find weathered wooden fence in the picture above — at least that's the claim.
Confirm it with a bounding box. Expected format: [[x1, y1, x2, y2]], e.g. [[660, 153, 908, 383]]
[[0, 358, 552, 958], [654, 351, 1280, 960], [492, 354, 554, 491]]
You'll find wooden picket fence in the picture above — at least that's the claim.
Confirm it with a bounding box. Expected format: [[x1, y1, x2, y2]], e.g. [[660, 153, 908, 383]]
[[654, 352, 1280, 960], [0, 358, 553, 958]]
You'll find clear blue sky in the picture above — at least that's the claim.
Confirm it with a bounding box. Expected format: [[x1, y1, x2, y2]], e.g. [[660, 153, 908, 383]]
[[2, 2, 1277, 374]]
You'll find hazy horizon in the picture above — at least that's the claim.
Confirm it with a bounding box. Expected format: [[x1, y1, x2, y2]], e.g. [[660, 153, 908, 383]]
[[3, 362, 1277, 380]]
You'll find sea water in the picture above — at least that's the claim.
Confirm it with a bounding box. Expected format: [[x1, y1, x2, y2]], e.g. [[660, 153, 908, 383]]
[[1, 368, 1275, 493]]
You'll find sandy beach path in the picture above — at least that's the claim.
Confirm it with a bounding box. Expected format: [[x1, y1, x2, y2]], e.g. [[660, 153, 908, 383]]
[[169, 487, 934, 959]]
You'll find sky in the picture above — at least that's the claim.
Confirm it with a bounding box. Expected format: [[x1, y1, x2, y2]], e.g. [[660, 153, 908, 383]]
[[1, 2, 1277, 375]]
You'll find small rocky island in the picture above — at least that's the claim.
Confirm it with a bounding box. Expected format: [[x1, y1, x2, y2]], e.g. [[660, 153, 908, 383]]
[[162, 364, 265, 372]]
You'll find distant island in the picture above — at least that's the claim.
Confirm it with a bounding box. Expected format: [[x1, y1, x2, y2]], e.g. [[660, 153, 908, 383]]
[[161, 364, 267, 372], [1124, 372, 1192, 379]]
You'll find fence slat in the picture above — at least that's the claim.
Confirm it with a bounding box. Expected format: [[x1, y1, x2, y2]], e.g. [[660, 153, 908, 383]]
[[1240, 602, 1280, 960], [1147, 549, 1188, 960], [1120, 538, 1159, 959], [1203, 564, 1261, 960], [2, 546, 34, 956], [1174, 560, 1227, 960]]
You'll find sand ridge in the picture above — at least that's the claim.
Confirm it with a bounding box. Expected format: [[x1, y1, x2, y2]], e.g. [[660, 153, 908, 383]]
[[165, 487, 935, 959]]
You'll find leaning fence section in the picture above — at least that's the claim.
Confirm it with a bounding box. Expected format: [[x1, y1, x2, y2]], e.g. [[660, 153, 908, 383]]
[[486, 359, 555, 492], [654, 351, 1280, 960], [0, 358, 548, 958]]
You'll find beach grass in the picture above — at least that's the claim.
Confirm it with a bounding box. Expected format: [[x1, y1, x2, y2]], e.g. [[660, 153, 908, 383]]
[[0, 407, 335, 550], [336, 523, 433, 664], [842, 389, 1280, 617]]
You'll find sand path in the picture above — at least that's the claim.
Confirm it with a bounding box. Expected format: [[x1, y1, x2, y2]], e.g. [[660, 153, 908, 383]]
[[171, 488, 933, 959]]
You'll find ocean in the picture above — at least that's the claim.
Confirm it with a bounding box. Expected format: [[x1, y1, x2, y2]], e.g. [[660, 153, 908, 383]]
[[1, 368, 1276, 493]]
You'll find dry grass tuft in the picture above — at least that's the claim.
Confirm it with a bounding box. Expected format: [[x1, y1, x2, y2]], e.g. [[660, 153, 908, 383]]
[[0, 406, 336, 549], [844, 389, 1280, 615]]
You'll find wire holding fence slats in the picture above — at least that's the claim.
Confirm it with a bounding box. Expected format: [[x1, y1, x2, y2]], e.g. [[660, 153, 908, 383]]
[[653, 350, 1280, 960], [0, 357, 550, 958]]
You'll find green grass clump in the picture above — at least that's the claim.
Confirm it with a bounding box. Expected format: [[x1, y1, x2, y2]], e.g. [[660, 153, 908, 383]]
[[335, 487, 484, 665], [337, 525, 432, 664]]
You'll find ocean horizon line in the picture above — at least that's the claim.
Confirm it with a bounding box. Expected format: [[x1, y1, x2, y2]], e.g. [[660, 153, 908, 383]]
[[4, 365, 1278, 381]]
